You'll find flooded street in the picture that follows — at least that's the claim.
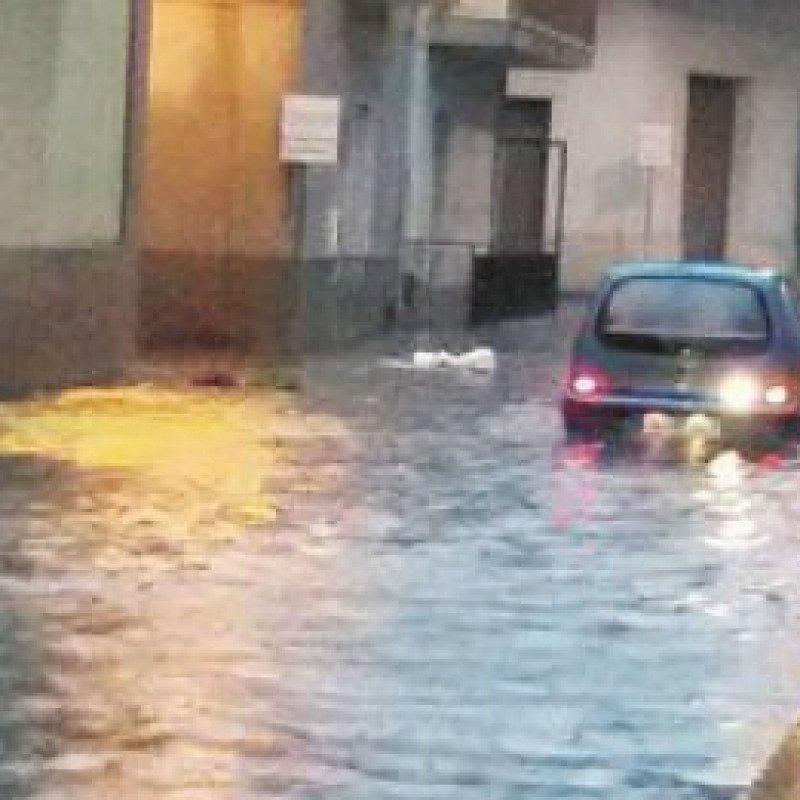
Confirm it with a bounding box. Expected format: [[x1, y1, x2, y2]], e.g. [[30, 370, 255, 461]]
[[2, 309, 800, 798]]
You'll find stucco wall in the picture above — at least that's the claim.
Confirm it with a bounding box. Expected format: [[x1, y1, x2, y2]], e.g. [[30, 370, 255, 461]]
[[508, 0, 800, 290], [138, 0, 301, 353], [432, 56, 503, 251], [0, 0, 129, 246], [0, 0, 133, 391], [0, 248, 135, 396], [292, 0, 407, 348], [141, 0, 297, 256], [301, 0, 402, 260]]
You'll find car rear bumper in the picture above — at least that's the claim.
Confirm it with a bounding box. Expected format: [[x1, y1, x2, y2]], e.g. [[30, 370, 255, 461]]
[[561, 395, 799, 442]]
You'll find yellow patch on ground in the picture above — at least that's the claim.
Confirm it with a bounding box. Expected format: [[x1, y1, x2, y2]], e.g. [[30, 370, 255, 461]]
[[0, 383, 346, 567]]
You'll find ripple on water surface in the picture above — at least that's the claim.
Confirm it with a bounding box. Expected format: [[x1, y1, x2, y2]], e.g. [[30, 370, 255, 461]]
[[0, 366, 798, 797]]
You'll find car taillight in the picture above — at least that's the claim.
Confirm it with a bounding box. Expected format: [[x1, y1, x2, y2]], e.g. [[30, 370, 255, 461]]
[[764, 382, 791, 406], [762, 372, 797, 409], [566, 364, 612, 399]]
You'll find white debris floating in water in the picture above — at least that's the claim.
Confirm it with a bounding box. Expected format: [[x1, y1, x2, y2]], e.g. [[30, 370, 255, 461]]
[[409, 347, 497, 373], [706, 449, 745, 482]]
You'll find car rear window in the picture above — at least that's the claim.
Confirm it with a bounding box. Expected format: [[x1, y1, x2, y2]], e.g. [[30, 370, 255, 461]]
[[597, 276, 769, 353]]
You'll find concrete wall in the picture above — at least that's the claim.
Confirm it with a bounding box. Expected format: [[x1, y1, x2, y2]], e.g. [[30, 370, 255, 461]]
[[300, 0, 800, 337], [138, 0, 301, 354], [301, 0, 403, 260], [0, 0, 134, 392], [508, 0, 800, 290], [432, 55, 503, 252], [0, 249, 135, 396], [0, 0, 129, 246], [415, 52, 504, 325], [294, 0, 407, 348], [141, 0, 297, 256]]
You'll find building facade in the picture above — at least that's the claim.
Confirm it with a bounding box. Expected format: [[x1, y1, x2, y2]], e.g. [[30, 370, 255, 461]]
[[138, 0, 302, 354], [508, 0, 800, 289], [1, 0, 799, 391], [0, 0, 303, 392], [298, 0, 800, 339], [297, 0, 603, 336], [0, 0, 137, 393]]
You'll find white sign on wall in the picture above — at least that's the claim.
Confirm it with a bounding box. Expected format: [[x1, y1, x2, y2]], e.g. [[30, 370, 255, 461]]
[[452, 0, 510, 20], [280, 94, 341, 165], [638, 123, 673, 169]]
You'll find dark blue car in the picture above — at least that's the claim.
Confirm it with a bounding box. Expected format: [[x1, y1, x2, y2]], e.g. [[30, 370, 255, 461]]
[[561, 261, 800, 450]]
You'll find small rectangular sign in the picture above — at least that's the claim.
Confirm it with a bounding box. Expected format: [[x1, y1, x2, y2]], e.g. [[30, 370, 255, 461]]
[[280, 94, 341, 165], [452, 0, 510, 20], [638, 123, 672, 169]]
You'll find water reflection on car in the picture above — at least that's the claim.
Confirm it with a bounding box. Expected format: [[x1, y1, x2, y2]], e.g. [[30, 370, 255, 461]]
[[561, 261, 800, 454]]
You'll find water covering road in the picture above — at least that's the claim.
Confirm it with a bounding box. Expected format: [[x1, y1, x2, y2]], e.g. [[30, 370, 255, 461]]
[[1, 308, 800, 799]]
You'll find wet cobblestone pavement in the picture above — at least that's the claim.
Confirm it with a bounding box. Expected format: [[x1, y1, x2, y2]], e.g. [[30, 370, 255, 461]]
[[2, 307, 800, 798]]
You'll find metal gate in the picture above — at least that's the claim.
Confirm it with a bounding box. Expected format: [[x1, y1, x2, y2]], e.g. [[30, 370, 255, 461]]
[[470, 136, 567, 325]]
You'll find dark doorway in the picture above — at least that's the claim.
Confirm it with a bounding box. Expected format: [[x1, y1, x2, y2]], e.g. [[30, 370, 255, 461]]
[[682, 75, 737, 260], [492, 99, 552, 251], [470, 99, 564, 326]]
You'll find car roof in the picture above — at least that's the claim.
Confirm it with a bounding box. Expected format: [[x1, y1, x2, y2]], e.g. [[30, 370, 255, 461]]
[[604, 260, 783, 286]]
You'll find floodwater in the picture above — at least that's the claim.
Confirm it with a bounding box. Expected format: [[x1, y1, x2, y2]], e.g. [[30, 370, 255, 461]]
[[1, 311, 800, 799]]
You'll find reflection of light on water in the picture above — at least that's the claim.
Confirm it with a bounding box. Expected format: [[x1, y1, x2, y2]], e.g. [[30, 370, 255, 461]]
[[706, 450, 747, 488], [22, 538, 357, 799], [549, 441, 603, 529], [0, 385, 346, 571], [704, 518, 768, 552], [696, 450, 770, 553], [0, 385, 354, 797], [30, 583, 245, 797], [678, 454, 762, 634], [684, 456, 793, 788], [683, 445, 800, 783]]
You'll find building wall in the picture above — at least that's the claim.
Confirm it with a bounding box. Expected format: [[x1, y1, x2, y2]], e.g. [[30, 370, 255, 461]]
[[508, 0, 800, 290], [293, 0, 406, 348], [0, 0, 134, 393], [422, 53, 503, 325], [432, 56, 502, 251], [297, 0, 800, 338], [301, 0, 402, 260], [138, 0, 301, 353]]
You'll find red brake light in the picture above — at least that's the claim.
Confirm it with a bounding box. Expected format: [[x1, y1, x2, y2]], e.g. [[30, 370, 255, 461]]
[[567, 364, 612, 399]]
